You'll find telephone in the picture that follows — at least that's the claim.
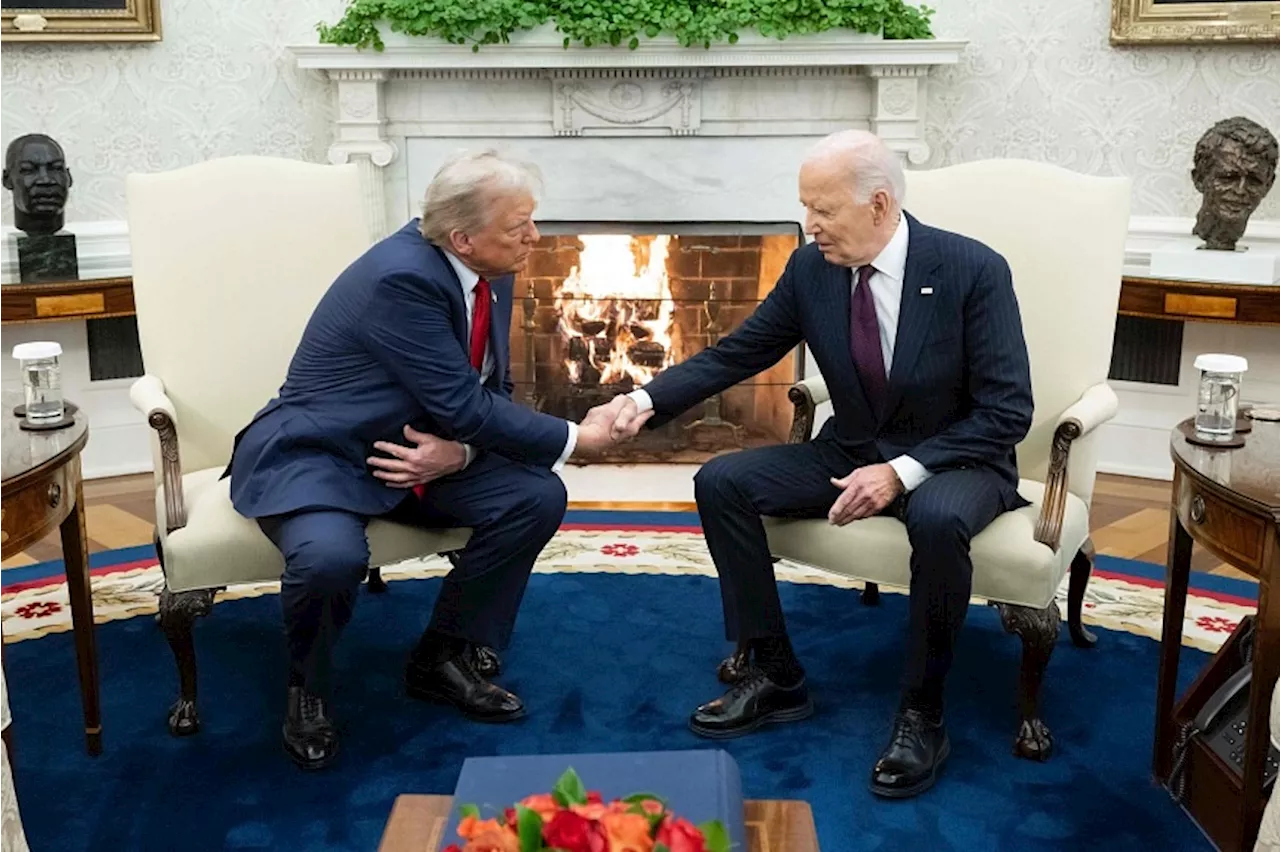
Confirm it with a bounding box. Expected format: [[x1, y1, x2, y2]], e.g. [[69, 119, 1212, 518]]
[[1192, 663, 1280, 789]]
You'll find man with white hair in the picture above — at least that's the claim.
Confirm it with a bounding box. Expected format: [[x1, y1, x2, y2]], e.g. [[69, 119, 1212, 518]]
[[611, 130, 1033, 798], [227, 150, 642, 769]]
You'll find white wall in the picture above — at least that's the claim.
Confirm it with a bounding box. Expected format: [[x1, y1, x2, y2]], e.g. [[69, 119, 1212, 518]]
[[1, 0, 1277, 482]]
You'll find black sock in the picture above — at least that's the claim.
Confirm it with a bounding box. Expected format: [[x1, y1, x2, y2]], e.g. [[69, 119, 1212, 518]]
[[753, 635, 805, 688], [900, 678, 945, 722], [413, 629, 464, 664]]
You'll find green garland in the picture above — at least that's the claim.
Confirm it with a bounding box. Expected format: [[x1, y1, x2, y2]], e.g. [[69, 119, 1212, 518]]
[[317, 0, 935, 52]]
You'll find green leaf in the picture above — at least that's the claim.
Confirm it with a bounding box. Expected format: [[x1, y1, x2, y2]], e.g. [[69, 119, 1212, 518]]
[[655, 845, 671, 852], [459, 803, 481, 820], [553, 767, 588, 806], [516, 805, 544, 852], [699, 821, 730, 852], [622, 793, 666, 806]]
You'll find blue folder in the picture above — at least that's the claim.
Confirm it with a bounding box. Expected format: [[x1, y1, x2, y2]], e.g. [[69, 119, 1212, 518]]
[[439, 749, 745, 850]]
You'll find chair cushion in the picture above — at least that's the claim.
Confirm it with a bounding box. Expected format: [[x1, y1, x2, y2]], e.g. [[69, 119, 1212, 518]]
[[763, 479, 1089, 610], [156, 468, 472, 593]]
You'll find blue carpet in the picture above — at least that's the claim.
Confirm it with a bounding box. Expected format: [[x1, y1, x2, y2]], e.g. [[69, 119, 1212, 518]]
[[6, 571, 1211, 851]]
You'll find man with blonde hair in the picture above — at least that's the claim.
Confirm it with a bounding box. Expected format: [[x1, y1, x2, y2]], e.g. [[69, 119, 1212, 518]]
[[611, 130, 1033, 798], [228, 150, 641, 769]]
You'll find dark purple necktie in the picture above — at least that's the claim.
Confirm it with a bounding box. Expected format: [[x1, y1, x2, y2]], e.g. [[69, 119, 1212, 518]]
[[850, 264, 887, 413]]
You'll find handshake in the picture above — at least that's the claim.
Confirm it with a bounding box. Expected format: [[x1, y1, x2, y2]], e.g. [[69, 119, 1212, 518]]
[[573, 394, 654, 456]]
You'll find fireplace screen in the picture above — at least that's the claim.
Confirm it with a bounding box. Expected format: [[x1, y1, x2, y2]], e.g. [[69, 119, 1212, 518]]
[[511, 222, 805, 463]]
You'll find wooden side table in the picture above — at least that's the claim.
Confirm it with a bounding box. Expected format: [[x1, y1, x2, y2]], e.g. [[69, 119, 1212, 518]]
[[0, 389, 100, 756], [2, 276, 135, 326], [1152, 416, 1280, 851], [377, 795, 819, 852]]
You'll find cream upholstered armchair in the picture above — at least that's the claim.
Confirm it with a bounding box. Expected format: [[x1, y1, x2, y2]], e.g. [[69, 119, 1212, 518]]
[[126, 157, 470, 737], [763, 160, 1131, 762]]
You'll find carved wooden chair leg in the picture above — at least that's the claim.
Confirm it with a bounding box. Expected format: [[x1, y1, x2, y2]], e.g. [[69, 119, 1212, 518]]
[[158, 586, 216, 737], [995, 600, 1060, 761], [861, 582, 881, 606], [1067, 539, 1097, 648], [366, 567, 388, 594], [717, 642, 752, 685]]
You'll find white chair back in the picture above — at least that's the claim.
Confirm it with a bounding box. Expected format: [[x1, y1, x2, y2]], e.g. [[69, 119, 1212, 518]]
[[904, 160, 1131, 505], [126, 157, 370, 474]]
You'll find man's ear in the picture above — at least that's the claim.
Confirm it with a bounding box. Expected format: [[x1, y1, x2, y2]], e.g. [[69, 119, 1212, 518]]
[[66, 168, 73, 189], [448, 229, 471, 256], [1, 169, 11, 192]]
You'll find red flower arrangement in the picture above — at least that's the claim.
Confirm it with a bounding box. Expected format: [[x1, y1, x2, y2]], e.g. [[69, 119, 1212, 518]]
[[442, 768, 729, 852]]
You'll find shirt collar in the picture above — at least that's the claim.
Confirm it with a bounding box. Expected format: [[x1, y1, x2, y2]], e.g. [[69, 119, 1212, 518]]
[[443, 250, 482, 297], [866, 214, 909, 281]]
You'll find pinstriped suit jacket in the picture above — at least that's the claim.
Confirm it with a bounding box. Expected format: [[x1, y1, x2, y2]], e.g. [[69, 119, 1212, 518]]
[[642, 212, 1034, 491]]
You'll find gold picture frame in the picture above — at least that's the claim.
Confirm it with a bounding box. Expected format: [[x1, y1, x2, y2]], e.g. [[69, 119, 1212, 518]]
[[1111, 0, 1279, 44], [1, 0, 161, 43]]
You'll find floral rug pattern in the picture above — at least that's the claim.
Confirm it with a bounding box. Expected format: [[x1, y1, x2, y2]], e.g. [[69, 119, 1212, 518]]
[[1, 529, 1254, 652]]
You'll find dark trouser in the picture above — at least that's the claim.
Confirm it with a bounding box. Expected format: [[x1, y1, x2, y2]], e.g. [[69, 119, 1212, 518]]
[[693, 438, 1014, 692], [258, 452, 568, 696]]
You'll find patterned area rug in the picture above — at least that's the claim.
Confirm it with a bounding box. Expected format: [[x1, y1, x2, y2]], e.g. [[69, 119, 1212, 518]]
[[1, 519, 1256, 651]]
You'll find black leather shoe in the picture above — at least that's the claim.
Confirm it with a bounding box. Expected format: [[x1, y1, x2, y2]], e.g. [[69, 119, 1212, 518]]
[[689, 669, 813, 739], [469, 644, 502, 678], [282, 686, 338, 771], [869, 709, 951, 798], [406, 653, 524, 723]]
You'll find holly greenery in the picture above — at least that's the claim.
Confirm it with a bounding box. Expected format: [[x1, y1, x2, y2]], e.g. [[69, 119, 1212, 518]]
[[317, 0, 935, 52]]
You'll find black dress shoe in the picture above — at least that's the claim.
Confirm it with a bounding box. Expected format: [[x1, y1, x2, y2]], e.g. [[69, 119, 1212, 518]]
[[689, 669, 813, 739], [869, 708, 951, 798], [469, 644, 502, 678], [406, 652, 524, 723], [282, 686, 338, 771]]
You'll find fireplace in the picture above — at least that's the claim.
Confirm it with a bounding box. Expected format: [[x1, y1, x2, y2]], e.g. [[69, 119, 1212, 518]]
[[511, 223, 804, 462]]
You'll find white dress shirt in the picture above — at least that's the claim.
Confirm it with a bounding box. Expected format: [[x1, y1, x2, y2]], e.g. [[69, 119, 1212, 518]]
[[628, 215, 932, 492], [443, 252, 576, 471]]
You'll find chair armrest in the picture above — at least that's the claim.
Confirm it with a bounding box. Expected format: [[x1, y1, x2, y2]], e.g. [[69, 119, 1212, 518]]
[[787, 376, 831, 444], [1034, 382, 1119, 551], [130, 375, 187, 532]]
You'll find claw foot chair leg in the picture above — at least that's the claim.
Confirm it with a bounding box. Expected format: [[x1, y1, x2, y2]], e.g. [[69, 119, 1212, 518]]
[[995, 600, 1060, 761], [158, 587, 216, 737], [1067, 539, 1097, 648], [366, 567, 388, 594]]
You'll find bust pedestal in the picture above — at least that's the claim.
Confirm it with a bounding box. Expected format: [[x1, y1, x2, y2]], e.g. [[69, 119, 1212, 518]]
[[1149, 237, 1280, 285], [11, 232, 78, 284]]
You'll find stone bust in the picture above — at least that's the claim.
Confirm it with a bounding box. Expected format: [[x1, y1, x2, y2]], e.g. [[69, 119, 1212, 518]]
[[1191, 117, 1278, 252], [2, 134, 73, 236]]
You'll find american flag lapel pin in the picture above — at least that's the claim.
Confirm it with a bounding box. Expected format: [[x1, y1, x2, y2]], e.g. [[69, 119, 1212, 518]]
[[492, 291, 498, 303], [920, 287, 934, 295]]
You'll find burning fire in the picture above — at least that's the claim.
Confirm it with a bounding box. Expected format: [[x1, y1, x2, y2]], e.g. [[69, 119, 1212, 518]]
[[555, 235, 676, 388]]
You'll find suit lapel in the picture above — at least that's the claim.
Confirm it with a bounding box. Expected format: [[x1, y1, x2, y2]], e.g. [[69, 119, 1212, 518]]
[[488, 275, 512, 388], [430, 244, 472, 350], [885, 215, 941, 417]]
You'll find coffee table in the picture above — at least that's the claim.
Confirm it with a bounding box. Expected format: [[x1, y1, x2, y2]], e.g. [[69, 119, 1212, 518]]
[[378, 795, 819, 852]]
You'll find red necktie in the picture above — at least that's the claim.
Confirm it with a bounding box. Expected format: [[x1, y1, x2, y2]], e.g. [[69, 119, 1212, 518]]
[[414, 278, 490, 499]]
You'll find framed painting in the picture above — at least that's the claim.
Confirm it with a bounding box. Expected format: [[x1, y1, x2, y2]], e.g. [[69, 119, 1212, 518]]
[[1111, 0, 1279, 44], [1, 0, 161, 42]]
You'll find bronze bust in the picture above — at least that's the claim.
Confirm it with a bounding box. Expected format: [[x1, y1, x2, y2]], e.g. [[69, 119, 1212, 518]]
[[2, 133, 73, 236], [1191, 117, 1277, 252]]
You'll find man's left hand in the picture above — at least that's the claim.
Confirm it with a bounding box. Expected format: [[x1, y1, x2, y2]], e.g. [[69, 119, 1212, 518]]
[[828, 463, 904, 526], [368, 425, 467, 488]]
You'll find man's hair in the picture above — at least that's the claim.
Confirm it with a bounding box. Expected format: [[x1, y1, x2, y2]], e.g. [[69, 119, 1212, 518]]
[[3, 133, 62, 174], [1191, 116, 1278, 190], [804, 130, 906, 206], [419, 149, 542, 246]]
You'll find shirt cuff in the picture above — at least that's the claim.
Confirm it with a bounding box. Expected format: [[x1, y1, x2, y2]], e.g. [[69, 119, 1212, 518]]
[[461, 444, 476, 470], [628, 389, 653, 414], [552, 421, 578, 473], [888, 455, 932, 492]]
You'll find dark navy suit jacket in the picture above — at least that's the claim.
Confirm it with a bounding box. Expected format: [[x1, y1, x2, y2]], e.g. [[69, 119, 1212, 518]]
[[227, 220, 569, 519], [642, 213, 1034, 491]]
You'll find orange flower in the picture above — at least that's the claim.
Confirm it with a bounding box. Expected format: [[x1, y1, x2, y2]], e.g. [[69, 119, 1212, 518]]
[[461, 827, 520, 852], [519, 793, 562, 824], [600, 812, 655, 852], [458, 816, 504, 840], [571, 802, 611, 821]]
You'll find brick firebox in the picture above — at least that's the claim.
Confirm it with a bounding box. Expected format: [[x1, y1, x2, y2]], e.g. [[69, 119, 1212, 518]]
[[510, 230, 803, 463]]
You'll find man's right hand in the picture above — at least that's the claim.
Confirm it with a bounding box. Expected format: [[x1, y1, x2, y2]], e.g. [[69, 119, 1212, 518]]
[[573, 396, 653, 456]]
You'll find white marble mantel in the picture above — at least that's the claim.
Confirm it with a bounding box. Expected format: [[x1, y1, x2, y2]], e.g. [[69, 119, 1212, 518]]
[[290, 27, 966, 238]]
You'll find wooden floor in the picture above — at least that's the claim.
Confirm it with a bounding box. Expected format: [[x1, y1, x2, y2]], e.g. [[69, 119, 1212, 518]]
[[0, 472, 1255, 582]]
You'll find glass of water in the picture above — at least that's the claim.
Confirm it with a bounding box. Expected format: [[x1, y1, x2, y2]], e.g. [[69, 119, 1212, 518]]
[[1193, 353, 1247, 442], [12, 341, 65, 425]]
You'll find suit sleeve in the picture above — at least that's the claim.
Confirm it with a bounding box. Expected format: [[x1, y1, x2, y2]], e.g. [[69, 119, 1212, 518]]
[[907, 254, 1034, 471], [362, 271, 570, 468], [641, 250, 805, 426]]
